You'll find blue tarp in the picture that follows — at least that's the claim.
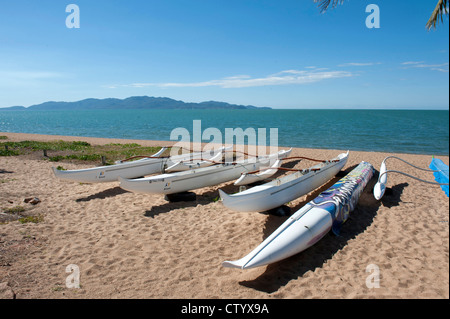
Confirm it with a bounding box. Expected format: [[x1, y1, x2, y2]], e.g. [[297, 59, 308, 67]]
[[430, 158, 449, 197]]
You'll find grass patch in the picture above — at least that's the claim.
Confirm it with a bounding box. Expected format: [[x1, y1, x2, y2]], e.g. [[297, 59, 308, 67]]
[[18, 215, 44, 224], [52, 285, 65, 292], [0, 136, 7, 140], [0, 140, 91, 157], [67, 154, 101, 161], [48, 155, 65, 162], [0, 178, 15, 183], [1, 140, 91, 152], [1, 206, 44, 225], [3, 206, 26, 214], [105, 143, 141, 148], [49, 154, 101, 162], [0, 139, 163, 164], [0, 149, 19, 156], [104, 146, 162, 160]]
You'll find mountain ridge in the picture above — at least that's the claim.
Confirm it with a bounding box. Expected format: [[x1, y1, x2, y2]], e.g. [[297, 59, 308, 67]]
[[1, 96, 271, 110]]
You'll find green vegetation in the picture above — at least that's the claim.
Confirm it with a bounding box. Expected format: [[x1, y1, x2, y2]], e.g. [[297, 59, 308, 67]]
[[0, 139, 163, 164], [49, 154, 101, 162], [314, 0, 448, 30], [18, 215, 43, 224], [105, 143, 141, 148], [0, 178, 15, 183], [1, 206, 45, 225], [0, 136, 8, 140], [1, 140, 91, 152], [0, 149, 19, 156], [3, 206, 26, 214], [18, 215, 44, 224]]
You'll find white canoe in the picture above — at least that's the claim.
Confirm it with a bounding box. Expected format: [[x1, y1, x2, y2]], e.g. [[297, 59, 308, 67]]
[[222, 161, 374, 270], [234, 159, 282, 186], [219, 151, 349, 212], [119, 149, 291, 195], [52, 147, 224, 183], [165, 150, 224, 172]]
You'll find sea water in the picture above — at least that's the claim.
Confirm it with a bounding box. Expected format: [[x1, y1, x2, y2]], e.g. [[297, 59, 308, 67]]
[[0, 109, 448, 155]]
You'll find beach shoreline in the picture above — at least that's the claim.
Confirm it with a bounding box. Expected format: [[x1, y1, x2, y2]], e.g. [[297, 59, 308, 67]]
[[2, 131, 448, 157], [0, 132, 448, 299]]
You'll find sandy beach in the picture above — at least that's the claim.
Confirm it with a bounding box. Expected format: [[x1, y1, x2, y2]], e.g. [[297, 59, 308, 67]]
[[0, 132, 448, 299]]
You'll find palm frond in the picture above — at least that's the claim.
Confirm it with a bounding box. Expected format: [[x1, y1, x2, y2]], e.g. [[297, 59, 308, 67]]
[[426, 0, 449, 30], [313, 0, 345, 13]]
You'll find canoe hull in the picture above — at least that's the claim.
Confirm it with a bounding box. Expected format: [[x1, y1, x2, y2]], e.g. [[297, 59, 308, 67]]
[[222, 161, 374, 269], [119, 161, 260, 194], [52, 148, 223, 183], [220, 152, 349, 212], [222, 206, 332, 269], [52, 157, 167, 183]]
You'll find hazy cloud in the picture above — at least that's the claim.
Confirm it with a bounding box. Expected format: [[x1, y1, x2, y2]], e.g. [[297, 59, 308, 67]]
[[118, 69, 355, 89], [401, 61, 449, 72], [0, 70, 64, 79], [338, 62, 381, 67], [401, 61, 424, 65]]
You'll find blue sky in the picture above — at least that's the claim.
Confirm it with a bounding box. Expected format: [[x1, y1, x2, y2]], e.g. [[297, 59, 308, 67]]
[[0, 0, 448, 109]]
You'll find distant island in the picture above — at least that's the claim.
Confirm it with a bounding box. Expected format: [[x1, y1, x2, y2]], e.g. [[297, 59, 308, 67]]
[[2, 96, 271, 110]]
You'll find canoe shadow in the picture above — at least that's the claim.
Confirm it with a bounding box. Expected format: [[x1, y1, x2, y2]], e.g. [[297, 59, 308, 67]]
[[143, 183, 239, 218], [75, 186, 128, 202], [144, 201, 198, 218], [379, 182, 409, 208], [238, 167, 407, 294], [0, 169, 14, 174]]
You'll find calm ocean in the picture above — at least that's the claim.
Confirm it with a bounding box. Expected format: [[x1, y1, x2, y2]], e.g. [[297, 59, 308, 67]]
[[0, 109, 448, 155]]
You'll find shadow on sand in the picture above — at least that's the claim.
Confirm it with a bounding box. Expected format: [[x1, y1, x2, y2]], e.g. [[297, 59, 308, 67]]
[[143, 183, 240, 218], [238, 167, 407, 293], [75, 186, 128, 202], [379, 182, 409, 208]]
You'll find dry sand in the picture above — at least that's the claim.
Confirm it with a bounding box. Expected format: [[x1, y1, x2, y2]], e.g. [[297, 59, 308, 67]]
[[0, 132, 448, 299]]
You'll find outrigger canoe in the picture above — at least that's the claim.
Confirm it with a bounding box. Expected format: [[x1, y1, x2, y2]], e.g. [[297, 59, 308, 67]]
[[219, 151, 349, 212], [222, 161, 374, 270], [52, 147, 227, 183], [118, 149, 292, 195]]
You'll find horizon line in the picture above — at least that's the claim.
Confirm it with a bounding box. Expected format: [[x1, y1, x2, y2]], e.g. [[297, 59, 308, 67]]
[[1, 106, 448, 111]]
